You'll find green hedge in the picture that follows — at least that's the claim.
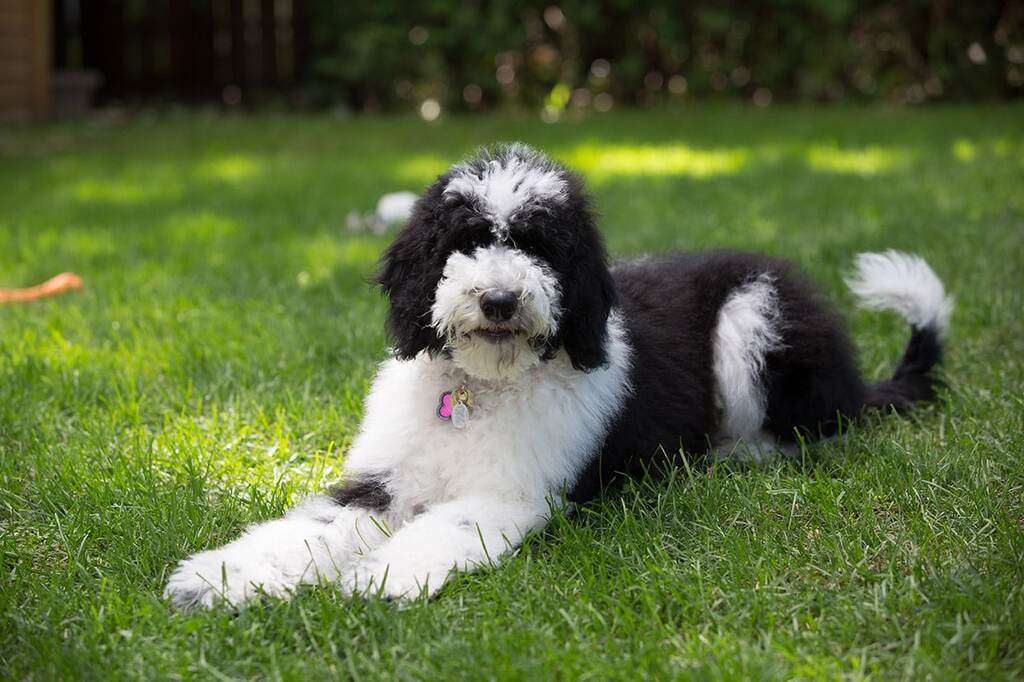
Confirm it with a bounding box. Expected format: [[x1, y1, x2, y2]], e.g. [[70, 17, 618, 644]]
[[309, 0, 1022, 113]]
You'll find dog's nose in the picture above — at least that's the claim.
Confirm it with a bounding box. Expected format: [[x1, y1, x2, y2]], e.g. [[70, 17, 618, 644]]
[[480, 290, 518, 322]]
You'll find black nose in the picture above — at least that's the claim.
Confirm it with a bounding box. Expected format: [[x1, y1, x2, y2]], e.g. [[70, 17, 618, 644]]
[[480, 290, 518, 322]]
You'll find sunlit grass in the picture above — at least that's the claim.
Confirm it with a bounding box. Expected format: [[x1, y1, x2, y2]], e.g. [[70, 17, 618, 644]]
[[195, 154, 265, 184], [296, 234, 382, 287], [64, 176, 184, 205], [567, 143, 751, 180], [805, 144, 909, 175], [1, 107, 1022, 679], [394, 154, 451, 184], [164, 211, 240, 245], [952, 138, 977, 163]]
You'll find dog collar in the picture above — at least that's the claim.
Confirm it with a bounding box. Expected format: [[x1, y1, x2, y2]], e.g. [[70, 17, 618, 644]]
[[438, 385, 473, 429]]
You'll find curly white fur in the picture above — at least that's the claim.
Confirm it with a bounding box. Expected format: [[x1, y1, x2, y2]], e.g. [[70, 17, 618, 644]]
[[443, 144, 568, 240], [431, 245, 561, 381], [164, 314, 632, 607], [845, 250, 953, 334], [712, 275, 784, 441]]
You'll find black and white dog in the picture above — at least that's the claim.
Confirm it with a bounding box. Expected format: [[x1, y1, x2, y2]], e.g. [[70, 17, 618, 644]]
[[166, 143, 953, 609]]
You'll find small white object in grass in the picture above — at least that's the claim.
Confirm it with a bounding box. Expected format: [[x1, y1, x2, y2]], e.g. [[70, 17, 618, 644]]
[[344, 191, 418, 235], [374, 191, 418, 232]]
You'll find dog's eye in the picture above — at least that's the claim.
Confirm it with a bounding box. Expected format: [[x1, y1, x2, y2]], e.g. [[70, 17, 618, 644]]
[[510, 230, 559, 262], [446, 220, 493, 255]]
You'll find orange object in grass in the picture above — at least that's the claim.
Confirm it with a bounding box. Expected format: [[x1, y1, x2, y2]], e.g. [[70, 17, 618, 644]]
[[0, 272, 84, 303]]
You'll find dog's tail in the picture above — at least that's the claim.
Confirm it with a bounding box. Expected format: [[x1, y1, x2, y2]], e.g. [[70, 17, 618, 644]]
[[844, 251, 954, 412]]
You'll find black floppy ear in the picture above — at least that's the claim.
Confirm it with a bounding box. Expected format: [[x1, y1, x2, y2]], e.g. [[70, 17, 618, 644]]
[[559, 253, 617, 371], [376, 192, 446, 360], [553, 192, 617, 371]]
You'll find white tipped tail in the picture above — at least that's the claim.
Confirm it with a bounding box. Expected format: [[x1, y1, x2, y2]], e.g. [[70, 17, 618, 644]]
[[845, 250, 954, 335]]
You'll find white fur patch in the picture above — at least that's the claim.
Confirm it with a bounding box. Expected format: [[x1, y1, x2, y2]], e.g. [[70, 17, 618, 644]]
[[713, 430, 797, 465], [712, 275, 784, 445], [845, 250, 953, 334], [431, 244, 561, 381], [164, 498, 389, 610], [165, 315, 632, 605], [443, 144, 567, 239]]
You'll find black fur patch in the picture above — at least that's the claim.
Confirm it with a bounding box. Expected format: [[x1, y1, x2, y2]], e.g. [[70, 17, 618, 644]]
[[570, 250, 945, 502], [864, 325, 944, 410], [328, 476, 391, 512], [572, 252, 784, 500]]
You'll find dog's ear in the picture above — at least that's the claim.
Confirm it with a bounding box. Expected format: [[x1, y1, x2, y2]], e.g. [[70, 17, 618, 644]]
[[558, 256, 616, 371], [553, 196, 617, 371], [376, 195, 446, 360]]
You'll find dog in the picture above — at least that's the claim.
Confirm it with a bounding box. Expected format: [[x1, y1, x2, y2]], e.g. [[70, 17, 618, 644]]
[[165, 143, 953, 609]]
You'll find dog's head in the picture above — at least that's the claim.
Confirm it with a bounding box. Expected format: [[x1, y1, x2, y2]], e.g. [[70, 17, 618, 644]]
[[377, 143, 616, 381]]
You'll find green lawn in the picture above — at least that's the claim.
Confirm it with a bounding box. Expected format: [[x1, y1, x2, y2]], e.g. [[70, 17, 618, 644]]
[[1, 107, 1023, 680]]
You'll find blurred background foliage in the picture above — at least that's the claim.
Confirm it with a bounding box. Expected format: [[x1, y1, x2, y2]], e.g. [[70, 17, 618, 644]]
[[307, 0, 1023, 117], [49, 1, 1021, 117]]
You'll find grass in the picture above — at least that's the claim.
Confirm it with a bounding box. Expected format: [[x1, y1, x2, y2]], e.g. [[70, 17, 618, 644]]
[[1, 106, 1022, 680]]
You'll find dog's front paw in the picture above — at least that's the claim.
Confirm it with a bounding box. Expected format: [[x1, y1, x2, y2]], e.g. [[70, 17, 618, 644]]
[[340, 557, 450, 601], [164, 549, 294, 611]]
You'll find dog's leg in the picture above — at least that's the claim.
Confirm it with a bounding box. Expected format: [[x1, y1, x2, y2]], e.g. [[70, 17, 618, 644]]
[[340, 496, 550, 600], [164, 496, 391, 610]]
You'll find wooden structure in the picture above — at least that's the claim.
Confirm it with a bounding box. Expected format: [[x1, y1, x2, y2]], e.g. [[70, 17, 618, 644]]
[[0, 0, 311, 122], [0, 0, 51, 122], [54, 0, 311, 106]]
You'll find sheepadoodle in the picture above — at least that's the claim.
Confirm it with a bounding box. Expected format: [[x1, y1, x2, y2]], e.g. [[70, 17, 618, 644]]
[[165, 143, 953, 609]]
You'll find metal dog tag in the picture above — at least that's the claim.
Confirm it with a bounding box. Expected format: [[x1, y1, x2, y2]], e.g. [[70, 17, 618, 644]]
[[451, 401, 470, 429]]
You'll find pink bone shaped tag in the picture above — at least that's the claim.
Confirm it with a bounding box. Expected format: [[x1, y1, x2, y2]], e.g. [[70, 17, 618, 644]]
[[437, 391, 454, 419]]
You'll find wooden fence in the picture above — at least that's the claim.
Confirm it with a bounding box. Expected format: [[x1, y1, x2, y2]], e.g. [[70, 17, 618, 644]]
[[0, 0, 50, 122], [53, 0, 312, 105]]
